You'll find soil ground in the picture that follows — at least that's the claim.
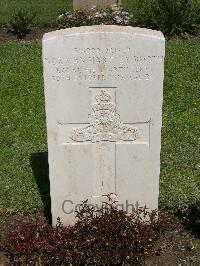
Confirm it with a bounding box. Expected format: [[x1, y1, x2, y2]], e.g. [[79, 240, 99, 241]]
[[0, 27, 199, 43], [0, 27, 54, 43]]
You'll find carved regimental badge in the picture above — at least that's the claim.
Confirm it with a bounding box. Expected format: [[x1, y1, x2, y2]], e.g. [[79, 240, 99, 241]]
[[71, 89, 138, 143]]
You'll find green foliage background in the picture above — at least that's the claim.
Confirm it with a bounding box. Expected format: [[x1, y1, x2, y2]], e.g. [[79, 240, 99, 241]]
[[0, 0, 72, 27]]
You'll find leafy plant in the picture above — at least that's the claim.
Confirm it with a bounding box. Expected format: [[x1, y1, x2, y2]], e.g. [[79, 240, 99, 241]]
[[57, 4, 133, 28], [3, 197, 173, 265], [131, 0, 200, 37], [9, 9, 36, 39]]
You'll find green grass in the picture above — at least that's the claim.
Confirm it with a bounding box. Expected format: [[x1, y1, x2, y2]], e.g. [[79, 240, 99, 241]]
[[160, 39, 200, 209], [0, 0, 72, 27], [0, 39, 200, 214], [0, 43, 46, 213]]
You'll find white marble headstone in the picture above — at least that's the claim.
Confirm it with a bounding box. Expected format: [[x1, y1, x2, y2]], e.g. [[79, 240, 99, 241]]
[[73, 0, 121, 10], [43, 25, 165, 225]]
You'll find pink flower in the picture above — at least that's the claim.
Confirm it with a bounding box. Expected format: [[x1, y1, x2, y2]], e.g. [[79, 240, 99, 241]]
[[113, 10, 121, 15], [94, 12, 104, 18], [58, 14, 65, 20], [115, 16, 122, 24], [91, 6, 96, 11], [95, 12, 100, 17], [111, 4, 120, 11], [124, 20, 129, 25]]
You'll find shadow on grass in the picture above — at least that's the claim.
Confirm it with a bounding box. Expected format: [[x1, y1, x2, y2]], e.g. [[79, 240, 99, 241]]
[[30, 152, 51, 224], [176, 202, 200, 238]]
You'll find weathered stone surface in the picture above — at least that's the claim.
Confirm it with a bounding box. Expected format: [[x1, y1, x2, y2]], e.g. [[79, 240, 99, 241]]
[[43, 25, 165, 225], [73, 0, 121, 10]]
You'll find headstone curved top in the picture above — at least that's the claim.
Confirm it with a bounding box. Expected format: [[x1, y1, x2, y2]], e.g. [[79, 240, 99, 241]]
[[43, 25, 165, 225]]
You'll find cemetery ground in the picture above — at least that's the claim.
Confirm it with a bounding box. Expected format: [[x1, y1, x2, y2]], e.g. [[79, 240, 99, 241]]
[[0, 35, 200, 264]]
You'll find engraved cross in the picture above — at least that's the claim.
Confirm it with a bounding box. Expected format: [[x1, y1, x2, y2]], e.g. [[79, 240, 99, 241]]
[[58, 89, 149, 198]]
